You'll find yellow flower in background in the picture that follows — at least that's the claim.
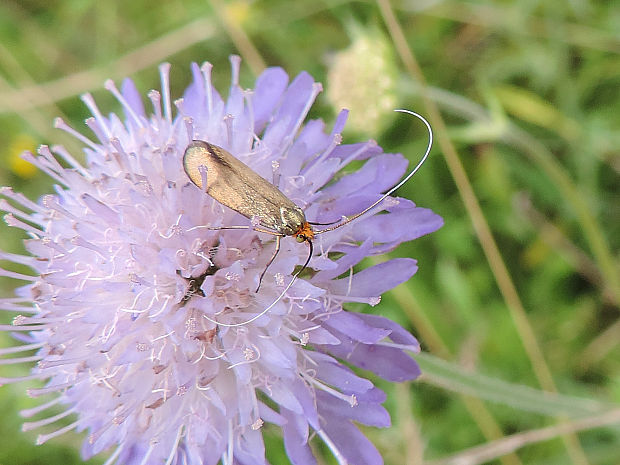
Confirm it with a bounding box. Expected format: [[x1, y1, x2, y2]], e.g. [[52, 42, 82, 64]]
[[224, 0, 250, 24], [8, 134, 37, 178]]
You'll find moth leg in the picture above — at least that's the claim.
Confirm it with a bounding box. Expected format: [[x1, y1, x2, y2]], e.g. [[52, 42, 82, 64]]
[[189, 223, 285, 292], [207, 225, 250, 231], [188, 225, 251, 233], [256, 234, 282, 292]]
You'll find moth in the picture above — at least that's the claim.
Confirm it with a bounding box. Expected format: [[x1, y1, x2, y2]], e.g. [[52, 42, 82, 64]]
[[183, 140, 315, 289], [182, 110, 432, 295]]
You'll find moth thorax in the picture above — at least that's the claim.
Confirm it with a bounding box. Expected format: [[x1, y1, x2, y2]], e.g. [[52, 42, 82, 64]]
[[279, 206, 307, 236]]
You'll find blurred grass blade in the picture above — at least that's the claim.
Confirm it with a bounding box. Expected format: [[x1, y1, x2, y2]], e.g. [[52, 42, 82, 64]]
[[494, 85, 581, 141], [416, 353, 611, 417], [426, 408, 620, 465]]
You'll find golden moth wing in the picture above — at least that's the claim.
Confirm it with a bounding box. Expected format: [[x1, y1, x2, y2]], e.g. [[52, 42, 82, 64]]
[[183, 141, 306, 235]]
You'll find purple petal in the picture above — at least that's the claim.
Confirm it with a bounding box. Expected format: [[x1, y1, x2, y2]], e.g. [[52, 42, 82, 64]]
[[234, 428, 267, 465], [316, 390, 390, 428], [252, 67, 289, 130], [357, 313, 419, 349], [300, 324, 340, 345], [181, 62, 207, 116], [330, 141, 382, 163], [263, 72, 317, 152], [327, 258, 418, 297], [309, 192, 390, 224], [121, 78, 145, 118], [299, 158, 342, 200], [320, 417, 383, 465], [226, 84, 245, 120], [291, 378, 320, 429], [182, 62, 224, 121], [320, 153, 407, 199], [352, 203, 444, 247], [265, 383, 303, 414], [282, 409, 318, 465], [325, 337, 421, 382], [354, 386, 388, 403], [310, 352, 374, 394], [282, 134, 320, 183], [321, 311, 391, 344], [312, 240, 373, 282], [331, 109, 349, 134], [255, 336, 296, 372], [287, 118, 331, 169], [259, 401, 286, 426]]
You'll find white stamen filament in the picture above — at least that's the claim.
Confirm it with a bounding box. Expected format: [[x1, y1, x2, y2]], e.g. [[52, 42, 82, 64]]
[[0, 354, 42, 365], [138, 441, 156, 465], [159, 63, 172, 124], [27, 381, 75, 397], [0, 342, 44, 356], [36, 419, 80, 445], [316, 428, 348, 465], [102, 445, 123, 465], [20, 396, 63, 418], [80, 93, 112, 140], [105, 79, 145, 129], [165, 424, 184, 465], [22, 406, 77, 431], [0, 200, 45, 227], [0, 372, 49, 386], [304, 375, 357, 407]]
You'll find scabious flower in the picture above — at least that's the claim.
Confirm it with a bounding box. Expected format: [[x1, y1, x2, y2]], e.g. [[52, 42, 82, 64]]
[[0, 57, 442, 465]]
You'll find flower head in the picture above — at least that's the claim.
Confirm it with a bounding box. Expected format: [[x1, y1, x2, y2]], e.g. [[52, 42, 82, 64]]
[[0, 57, 442, 465]]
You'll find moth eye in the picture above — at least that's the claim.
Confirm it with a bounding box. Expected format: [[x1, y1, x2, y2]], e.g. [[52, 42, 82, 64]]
[[296, 235, 305, 243]]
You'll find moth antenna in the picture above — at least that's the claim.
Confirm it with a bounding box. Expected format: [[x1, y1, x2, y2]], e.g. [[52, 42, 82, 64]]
[[299, 239, 313, 275], [308, 220, 341, 226], [315, 109, 433, 235]]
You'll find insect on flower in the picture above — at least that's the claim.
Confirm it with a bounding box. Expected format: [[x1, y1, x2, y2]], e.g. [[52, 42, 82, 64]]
[[183, 110, 433, 310], [0, 59, 444, 465]]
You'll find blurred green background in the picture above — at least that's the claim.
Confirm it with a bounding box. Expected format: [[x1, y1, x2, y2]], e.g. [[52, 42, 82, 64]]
[[0, 1, 618, 464]]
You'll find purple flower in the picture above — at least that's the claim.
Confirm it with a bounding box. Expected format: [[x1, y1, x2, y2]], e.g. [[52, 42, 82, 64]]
[[0, 57, 443, 465]]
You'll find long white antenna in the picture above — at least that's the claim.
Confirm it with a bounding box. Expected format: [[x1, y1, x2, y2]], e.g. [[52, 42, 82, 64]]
[[315, 109, 433, 234]]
